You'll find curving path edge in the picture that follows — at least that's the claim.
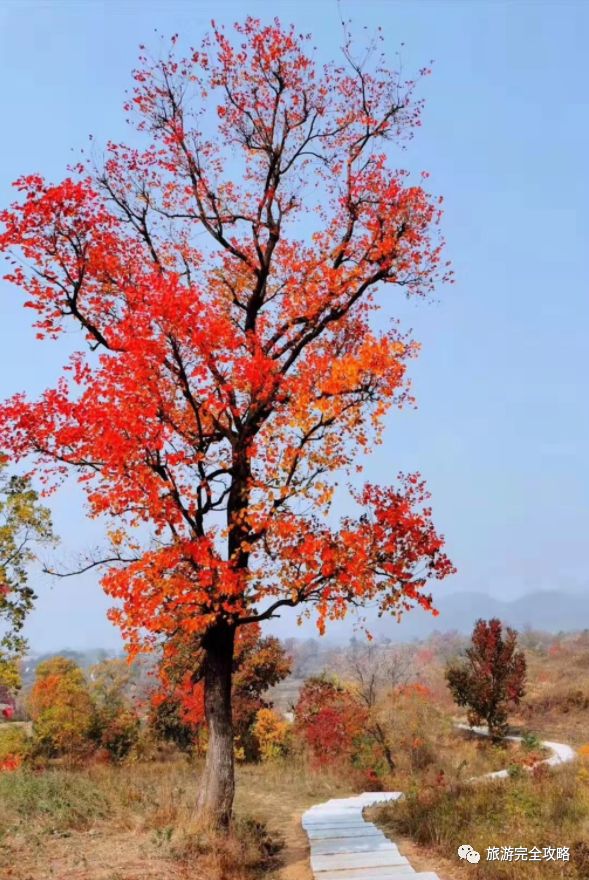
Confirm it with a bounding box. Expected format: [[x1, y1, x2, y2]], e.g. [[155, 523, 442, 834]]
[[301, 729, 576, 880]]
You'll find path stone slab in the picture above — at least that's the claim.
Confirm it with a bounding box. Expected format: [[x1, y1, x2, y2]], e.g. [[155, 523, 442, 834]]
[[304, 822, 377, 832], [312, 850, 410, 871], [306, 826, 386, 840], [305, 824, 373, 836], [315, 868, 416, 880], [311, 839, 399, 856]]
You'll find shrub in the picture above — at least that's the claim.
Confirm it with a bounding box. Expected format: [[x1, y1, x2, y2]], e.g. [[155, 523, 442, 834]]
[[252, 708, 289, 761], [521, 730, 542, 751], [294, 676, 368, 767], [0, 725, 29, 762], [96, 708, 140, 762]]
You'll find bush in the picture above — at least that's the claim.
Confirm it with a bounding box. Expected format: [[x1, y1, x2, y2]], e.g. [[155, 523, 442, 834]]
[[380, 684, 449, 779], [0, 725, 30, 762], [521, 730, 542, 751], [294, 676, 368, 767], [96, 708, 140, 762], [252, 708, 289, 761]]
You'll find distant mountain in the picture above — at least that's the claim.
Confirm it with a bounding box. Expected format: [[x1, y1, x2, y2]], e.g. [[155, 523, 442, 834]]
[[383, 590, 589, 641], [21, 647, 118, 687], [265, 589, 589, 645], [25, 592, 589, 664]]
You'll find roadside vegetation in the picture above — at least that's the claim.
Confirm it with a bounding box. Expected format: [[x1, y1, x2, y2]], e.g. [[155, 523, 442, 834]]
[[1, 623, 589, 878], [374, 762, 589, 879]]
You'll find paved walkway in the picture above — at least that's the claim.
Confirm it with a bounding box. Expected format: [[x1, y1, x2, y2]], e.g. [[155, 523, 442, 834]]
[[302, 730, 576, 880], [456, 724, 576, 780], [302, 791, 439, 879]]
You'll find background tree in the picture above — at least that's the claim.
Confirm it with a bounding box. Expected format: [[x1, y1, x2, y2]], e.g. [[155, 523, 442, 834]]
[[251, 707, 290, 762], [0, 18, 454, 824], [0, 459, 55, 694], [27, 657, 95, 758], [294, 675, 367, 767], [446, 618, 527, 742], [88, 658, 140, 761], [153, 624, 291, 760], [347, 643, 412, 771]]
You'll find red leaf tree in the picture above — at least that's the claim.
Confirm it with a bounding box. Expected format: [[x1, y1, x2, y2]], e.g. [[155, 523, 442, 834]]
[[294, 676, 367, 767], [0, 18, 454, 824], [446, 618, 527, 742]]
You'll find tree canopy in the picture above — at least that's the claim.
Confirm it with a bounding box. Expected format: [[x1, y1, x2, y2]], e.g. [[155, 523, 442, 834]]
[[0, 459, 55, 690]]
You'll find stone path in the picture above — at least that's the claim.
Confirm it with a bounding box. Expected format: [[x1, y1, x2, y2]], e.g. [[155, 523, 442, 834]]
[[455, 724, 576, 780], [302, 730, 576, 880], [302, 792, 440, 880]]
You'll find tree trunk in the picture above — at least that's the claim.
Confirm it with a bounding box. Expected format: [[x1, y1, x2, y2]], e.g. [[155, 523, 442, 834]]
[[196, 623, 236, 828], [371, 722, 396, 771]]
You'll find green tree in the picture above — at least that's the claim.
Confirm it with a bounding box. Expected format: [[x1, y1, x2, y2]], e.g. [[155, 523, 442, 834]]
[[0, 459, 55, 692]]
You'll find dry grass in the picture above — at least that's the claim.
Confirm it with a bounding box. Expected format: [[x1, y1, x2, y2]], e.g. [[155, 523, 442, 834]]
[[0, 760, 279, 880], [507, 635, 589, 747], [0, 756, 352, 880], [236, 760, 353, 880], [372, 760, 589, 878]]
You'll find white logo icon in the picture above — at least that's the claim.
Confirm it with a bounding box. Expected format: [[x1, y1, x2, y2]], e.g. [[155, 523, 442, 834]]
[[458, 844, 481, 863]]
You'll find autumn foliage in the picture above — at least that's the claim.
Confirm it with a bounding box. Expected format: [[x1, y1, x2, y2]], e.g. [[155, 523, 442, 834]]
[[251, 708, 289, 761], [27, 657, 95, 758], [153, 624, 291, 759], [446, 618, 527, 742], [294, 676, 368, 767], [0, 17, 453, 821]]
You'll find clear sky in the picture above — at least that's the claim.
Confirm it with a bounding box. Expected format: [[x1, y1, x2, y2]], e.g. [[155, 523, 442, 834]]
[[0, 0, 587, 651]]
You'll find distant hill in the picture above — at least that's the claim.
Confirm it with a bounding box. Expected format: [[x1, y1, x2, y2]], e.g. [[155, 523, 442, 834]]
[[385, 590, 589, 641], [21, 648, 118, 687], [24, 592, 589, 670]]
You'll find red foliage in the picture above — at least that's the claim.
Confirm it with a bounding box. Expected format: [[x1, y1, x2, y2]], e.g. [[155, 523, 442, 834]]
[[294, 677, 367, 766], [397, 682, 432, 699], [446, 618, 527, 741], [0, 754, 22, 772], [0, 19, 454, 658]]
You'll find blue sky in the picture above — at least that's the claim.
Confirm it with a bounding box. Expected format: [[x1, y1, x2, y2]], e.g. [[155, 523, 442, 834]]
[[0, 0, 587, 650]]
